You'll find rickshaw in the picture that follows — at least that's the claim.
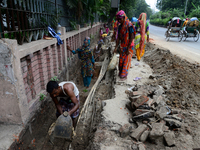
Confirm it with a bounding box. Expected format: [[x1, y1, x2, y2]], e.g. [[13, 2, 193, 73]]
[[165, 17, 183, 42], [182, 17, 199, 42]]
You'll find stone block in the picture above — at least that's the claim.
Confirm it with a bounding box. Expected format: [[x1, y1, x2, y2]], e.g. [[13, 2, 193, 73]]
[[149, 123, 164, 140], [164, 131, 175, 146], [130, 124, 147, 141], [140, 130, 150, 142]]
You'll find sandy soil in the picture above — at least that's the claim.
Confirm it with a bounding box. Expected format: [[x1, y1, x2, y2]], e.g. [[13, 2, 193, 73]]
[[86, 41, 200, 150]]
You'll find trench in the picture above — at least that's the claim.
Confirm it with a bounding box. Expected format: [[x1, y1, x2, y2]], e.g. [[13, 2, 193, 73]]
[[11, 34, 200, 150]]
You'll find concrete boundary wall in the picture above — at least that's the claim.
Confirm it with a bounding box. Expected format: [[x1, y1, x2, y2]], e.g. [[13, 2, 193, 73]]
[[0, 23, 103, 125]]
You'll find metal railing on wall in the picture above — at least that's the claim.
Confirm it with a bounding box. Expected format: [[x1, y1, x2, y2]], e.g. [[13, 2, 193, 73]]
[[0, 0, 99, 45], [0, 0, 75, 45]]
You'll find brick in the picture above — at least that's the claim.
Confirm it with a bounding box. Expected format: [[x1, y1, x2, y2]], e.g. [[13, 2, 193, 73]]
[[164, 131, 175, 146], [20, 60, 27, 67], [23, 72, 28, 78], [131, 95, 149, 109], [22, 66, 28, 73], [125, 90, 144, 96], [130, 124, 147, 141], [146, 98, 154, 106]]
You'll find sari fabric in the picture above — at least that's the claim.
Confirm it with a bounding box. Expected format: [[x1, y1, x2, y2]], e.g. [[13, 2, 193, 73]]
[[72, 37, 94, 77], [138, 13, 147, 54], [116, 10, 134, 78]]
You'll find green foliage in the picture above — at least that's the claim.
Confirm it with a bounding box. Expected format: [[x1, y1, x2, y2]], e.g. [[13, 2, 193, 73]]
[[39, 93, 46, 101], [150, 8, 187, 26], [50, 76, 59, 81], [156, 0, 200, 15], [90, 34, 94, 40], [69, 20, 77, 30], [4, 33, 15, 39], [189, 5, 200, 19], [83, 89, 88, 92]]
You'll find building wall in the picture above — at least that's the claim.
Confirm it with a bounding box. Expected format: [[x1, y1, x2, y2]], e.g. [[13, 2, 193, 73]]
[[0, 23, 102, 125]]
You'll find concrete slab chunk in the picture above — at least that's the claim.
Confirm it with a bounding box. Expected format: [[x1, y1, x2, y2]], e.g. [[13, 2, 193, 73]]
[[149, 123, 164, 139], [130, 124, 147, 141], [140, 130, 150, 142], [164, 118, 182, 128], [164, 131, 175, 146], [138, 143, 146, 150]]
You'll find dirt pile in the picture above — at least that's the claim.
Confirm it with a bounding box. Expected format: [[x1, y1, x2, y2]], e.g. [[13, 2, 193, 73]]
[[86, 43, 200, 150], [125, 84, 200, 150], [145, 43, 200, 109]]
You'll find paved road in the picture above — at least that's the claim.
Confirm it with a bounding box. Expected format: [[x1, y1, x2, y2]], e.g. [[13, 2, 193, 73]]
[[149, 24, 200, 63]]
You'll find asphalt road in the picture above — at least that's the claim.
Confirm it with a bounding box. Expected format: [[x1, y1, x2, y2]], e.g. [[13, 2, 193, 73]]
[[149, 24, 200, 63]]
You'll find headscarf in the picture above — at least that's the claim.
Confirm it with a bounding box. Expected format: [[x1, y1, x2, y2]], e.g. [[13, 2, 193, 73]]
[[116, 10, 134, 51], [83, 37, 90, 47], [116, 10, 129, 21], [138, 13, 146, 54]]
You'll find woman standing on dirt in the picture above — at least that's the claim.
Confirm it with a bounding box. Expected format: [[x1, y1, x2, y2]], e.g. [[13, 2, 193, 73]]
[[134, 13, 149, 61], [113, 10, 135, 81], [67, 37, 95, 88]]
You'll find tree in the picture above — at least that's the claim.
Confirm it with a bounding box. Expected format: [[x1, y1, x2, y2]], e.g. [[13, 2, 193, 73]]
[[133, 0, 153, 19]]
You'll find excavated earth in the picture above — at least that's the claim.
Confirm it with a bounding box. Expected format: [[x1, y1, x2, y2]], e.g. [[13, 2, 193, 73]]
[[82, 42, 200, 150]]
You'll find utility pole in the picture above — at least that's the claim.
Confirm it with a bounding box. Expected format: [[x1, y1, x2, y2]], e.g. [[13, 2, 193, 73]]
[[184, 0, 188, 15]]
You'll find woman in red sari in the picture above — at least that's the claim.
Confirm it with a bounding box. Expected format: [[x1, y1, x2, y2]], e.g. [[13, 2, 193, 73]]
[[113, 10, 135, 80]]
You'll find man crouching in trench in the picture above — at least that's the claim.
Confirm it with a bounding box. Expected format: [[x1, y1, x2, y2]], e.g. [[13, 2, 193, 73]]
[[46, 81, 80, 127]]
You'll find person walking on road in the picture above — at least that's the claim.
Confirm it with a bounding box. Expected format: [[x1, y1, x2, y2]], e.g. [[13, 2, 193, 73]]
[[113, 10, 135, 81], [134, 13, 149, 61], [67, 37, 95, 88]]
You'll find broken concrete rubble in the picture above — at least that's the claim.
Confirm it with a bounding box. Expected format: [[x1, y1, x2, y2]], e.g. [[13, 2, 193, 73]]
[[164, 118, 182, 128], [149, 123, 164, 139], [156, 106, 171, 119], [86, 42, 200, 150], [140, 130, 150, 142], [131, 95, 149, 109], [130, 124, 148, 141], [118, 124, 132, 138], [164, 131, 175, 146]]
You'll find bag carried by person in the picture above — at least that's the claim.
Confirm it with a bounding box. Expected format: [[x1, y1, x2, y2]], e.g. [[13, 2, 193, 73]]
[[107, 53, 118, 70]]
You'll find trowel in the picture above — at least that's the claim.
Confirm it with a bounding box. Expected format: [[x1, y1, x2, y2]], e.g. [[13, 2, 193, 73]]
[[54, 111, 73, 140]]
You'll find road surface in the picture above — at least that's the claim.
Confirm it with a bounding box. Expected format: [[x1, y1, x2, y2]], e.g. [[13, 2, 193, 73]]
[[149, 24, 200, 63]]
